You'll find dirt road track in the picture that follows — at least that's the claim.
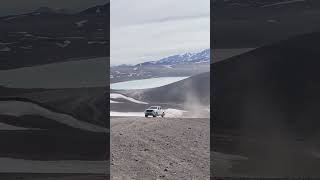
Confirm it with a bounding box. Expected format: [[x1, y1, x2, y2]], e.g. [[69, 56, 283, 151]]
[[111, 117, 210, 180]]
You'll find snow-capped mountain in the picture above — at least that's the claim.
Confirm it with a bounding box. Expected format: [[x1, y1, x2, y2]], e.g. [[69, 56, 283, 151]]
[[111, 49, 210, 83], [138, 49, 210, 66]]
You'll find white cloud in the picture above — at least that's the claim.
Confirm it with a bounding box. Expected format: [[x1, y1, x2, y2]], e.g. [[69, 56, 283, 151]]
[[111, 0, 210, 65]]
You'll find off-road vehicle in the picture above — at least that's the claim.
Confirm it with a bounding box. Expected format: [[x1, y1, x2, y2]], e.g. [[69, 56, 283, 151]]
[[144, 106, 165, 117]]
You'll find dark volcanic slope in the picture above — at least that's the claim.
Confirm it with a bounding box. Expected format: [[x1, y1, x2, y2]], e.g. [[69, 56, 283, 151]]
[[0, 86, 108, 127], [212, 0, 320, 49], [212, 32, 320, 176], [0, 3, 109, 70], [212, 31, 320, 132], [0, 89, 108, 161], [130, 72, 210, 105], [0, 130, 107, 161]]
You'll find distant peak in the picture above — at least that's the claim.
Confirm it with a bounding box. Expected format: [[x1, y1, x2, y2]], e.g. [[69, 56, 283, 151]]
[[134, 49, 210, 66]]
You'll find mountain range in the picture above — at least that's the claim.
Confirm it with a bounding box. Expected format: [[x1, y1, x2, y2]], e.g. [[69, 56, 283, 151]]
[[137, 49, 210, 66], [111, 49, 210, 83]]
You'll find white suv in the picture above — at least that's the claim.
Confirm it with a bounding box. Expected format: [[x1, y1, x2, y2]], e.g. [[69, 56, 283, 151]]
[[145, 106, 165, 118]]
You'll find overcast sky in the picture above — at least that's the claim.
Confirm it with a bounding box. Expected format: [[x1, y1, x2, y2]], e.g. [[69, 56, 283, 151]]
[[111, 0, 210, 65], [0, 0, 107, 16]]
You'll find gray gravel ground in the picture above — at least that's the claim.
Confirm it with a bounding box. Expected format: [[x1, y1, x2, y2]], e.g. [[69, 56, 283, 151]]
[[111, 117, 210, 180]]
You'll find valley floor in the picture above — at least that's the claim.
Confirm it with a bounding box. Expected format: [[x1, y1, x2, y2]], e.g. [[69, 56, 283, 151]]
[[111, 117, 210, 180]]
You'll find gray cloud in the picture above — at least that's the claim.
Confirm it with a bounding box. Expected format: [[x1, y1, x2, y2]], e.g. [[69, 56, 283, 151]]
[[111, 0, 210, 65]]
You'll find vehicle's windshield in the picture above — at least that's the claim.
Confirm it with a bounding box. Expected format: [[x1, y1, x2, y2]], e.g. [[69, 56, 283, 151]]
[[149, 106, 158, 109]]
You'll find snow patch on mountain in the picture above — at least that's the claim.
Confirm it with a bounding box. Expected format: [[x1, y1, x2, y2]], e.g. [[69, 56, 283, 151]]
[[75, 20, 88, 27], [110, 100, 121, 104], [110, 108, 188, 118], [137, 49, 210, 66], [110, 93, 148, 104], [56, 40, 71, 48], [0, 100, 108, 133], [20, 46, 33, 50], [163, 65, 173, 69]]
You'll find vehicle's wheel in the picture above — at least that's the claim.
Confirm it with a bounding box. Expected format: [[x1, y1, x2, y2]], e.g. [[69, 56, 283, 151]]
[[145, 115, 148, 118], [153, 115, 156, 117]]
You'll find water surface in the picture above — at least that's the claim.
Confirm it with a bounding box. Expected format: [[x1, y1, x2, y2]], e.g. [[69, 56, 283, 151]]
[[111, 77, 189, 90]]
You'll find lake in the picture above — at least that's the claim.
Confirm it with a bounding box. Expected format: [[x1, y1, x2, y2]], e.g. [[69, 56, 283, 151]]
[[0, 57, 108, 89], [110, 76, 189, 90]]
